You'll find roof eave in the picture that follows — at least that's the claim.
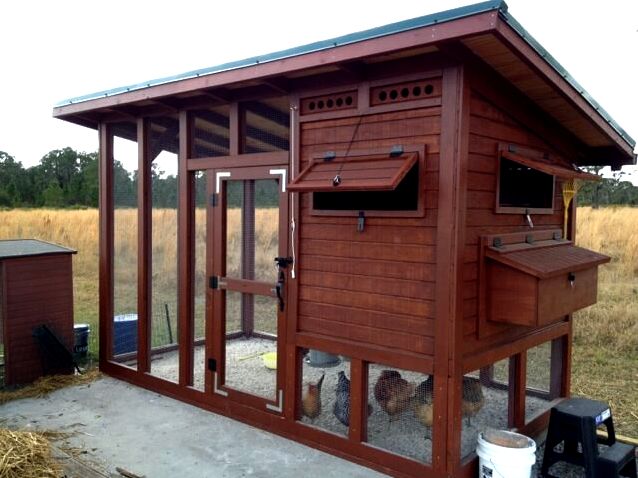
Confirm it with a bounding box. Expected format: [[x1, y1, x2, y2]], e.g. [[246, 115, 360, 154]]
[[52, 9, 502, 119]]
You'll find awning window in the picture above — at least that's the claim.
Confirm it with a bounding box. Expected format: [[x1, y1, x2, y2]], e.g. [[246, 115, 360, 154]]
[[485, 243, 609, 279], [288, 151, 418, 192], [500, 150, 600, 181]]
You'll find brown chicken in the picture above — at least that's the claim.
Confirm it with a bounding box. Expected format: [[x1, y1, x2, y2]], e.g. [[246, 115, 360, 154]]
[[413, 376, 434, 438], [302, 373, 325, 421], [374, 370, 416, 421], [461, 376, 484, 426]]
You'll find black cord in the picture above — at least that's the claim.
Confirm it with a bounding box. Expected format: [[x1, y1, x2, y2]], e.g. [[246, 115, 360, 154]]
[[332, 115, 364, 186]]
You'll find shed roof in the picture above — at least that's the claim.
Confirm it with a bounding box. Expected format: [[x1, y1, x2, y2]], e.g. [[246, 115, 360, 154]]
[[0, 239, 76, 260], [53, 1, 636, 167]]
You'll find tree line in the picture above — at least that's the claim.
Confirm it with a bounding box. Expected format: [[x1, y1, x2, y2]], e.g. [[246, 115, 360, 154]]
[[1, 147, 636, 208]]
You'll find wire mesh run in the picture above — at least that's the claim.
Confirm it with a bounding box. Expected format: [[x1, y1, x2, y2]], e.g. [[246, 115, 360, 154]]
[[367, 364, 433, 464], [112, 122, 139, 369], [191, 105, 230, 158], [460, 361, 509, 459], [242, 98, 290, 153], [299, 349, 348, 436], [525, 341, 555, 422], [223, 291, 277, 399]]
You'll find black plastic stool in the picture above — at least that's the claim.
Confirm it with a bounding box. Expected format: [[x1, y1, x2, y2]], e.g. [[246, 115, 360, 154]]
[[541, 397, 637, 477]]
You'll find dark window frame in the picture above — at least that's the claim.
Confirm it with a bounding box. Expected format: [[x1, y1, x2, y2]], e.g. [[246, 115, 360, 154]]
[[495, 148, 556, 215], [309, 145, 426, 218]]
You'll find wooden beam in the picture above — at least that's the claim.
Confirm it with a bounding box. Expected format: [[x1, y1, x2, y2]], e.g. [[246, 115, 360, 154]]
[[98, 123, 114, 366], [178, 111, 195, 387], [435, 65, 470, 475], [137, 118, 151, 373]]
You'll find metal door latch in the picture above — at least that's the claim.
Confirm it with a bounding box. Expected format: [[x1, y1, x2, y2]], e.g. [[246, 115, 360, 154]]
[[568, 272, 576, 288]]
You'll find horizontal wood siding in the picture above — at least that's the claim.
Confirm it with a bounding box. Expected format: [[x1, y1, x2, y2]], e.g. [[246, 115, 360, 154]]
[[463, 92, 564, 352], [3, 255, 74, 384], [298, 107, 439, 356]]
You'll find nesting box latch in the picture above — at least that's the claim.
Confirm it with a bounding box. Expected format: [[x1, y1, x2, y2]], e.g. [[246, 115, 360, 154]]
[[492, 237, 503, 248], [357, 211, 365, 233]]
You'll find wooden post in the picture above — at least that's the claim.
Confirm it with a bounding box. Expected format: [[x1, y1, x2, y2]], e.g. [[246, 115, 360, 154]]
[[435, 64, 470, 475], [178, 111, 195, 387], [99, 123, 114, 366], [137, 118, 151, 373]]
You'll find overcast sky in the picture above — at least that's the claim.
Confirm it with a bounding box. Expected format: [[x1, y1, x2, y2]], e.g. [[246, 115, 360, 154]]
[[1, 1, 636, 182]]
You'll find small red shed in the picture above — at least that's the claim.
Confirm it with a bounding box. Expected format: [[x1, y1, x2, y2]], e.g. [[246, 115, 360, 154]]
[[0, 239, 76, 385], [52, 1, 635, 476]]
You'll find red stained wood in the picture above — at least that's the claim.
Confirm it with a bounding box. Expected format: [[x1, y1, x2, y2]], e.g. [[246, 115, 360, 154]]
[[2, 255, 74, 385]]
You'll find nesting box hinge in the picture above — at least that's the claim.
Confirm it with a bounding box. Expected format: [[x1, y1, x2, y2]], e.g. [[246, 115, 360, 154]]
[[390, 145, 404, 157], [323, 151, 336, 161], [209, 276, 218, 289], [553, 231, 562, 241], [492, 237, 503, 248], [208, 358, 217, 371], [525, 234, 535, 244], [209, 193, 218, 207]]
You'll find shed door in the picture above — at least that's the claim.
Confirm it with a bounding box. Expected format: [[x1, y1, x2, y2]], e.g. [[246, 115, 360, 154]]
[[210, 166, 288, 412]]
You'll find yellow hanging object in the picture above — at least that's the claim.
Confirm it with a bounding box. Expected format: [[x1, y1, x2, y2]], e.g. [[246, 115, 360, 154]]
[[562, 178, 580, 239]]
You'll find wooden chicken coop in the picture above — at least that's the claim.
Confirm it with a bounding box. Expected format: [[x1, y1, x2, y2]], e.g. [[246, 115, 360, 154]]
[[53, 2, 635, 477], [0, 240, 76, 385]]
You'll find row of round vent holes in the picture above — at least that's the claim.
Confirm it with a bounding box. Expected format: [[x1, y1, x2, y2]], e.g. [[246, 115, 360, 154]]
[[307, 95, 354, 111], [378, 84, 435, 102]]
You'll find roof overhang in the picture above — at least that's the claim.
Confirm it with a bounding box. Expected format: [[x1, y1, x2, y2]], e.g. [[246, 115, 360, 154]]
[[53, 0, 636, 168]]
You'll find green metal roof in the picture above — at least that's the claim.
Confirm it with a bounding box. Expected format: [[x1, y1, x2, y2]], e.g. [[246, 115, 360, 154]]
[[0, 239, 76, 260], [54, 0, 634, 149]]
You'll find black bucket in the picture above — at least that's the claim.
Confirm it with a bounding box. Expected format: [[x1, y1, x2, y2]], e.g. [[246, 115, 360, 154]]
[[73, 323, 90, 358]]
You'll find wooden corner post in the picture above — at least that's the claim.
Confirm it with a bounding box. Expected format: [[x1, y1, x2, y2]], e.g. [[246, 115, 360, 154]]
[[434, 65, 470, 475]]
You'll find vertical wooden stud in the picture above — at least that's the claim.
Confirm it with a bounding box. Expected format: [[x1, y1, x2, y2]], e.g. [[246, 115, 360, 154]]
[[178, 110, 195, 386], [137, 118, 151, 373], [99, 123, 114, 367]]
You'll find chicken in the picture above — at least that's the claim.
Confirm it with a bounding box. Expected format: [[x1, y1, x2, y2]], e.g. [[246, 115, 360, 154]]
[[374, 370, 416, 421], [413, 376, 434, 438], [333, 371, 351, 426], [461, 376, 484, 426], [301, 373, 325, 421], [332, 371, 372, 427]]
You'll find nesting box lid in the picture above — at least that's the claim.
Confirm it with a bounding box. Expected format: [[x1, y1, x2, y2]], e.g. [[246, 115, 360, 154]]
[[0, 239, 76, 260], [485, 243, 609, 279]]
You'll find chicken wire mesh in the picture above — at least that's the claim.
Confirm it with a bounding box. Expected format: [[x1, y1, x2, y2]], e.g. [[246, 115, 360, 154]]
[[367, 364, 433, 464], [149, 116, 180, 383], [242, 98, 290, 153], [223, 291, 277, 399], [525, 341, 556, 422], [299, 349, 348, 436], [460, 361, 508, 459], [191, 105, 230, 158], [112, 121, 139, 369]]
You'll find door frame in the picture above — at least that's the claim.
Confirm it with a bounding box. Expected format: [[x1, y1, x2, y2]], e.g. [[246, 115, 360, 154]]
[[207, 165, 290, 412]]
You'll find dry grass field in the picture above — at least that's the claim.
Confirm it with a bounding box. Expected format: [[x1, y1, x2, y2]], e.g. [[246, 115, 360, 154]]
[[0, 207, 636, 436]]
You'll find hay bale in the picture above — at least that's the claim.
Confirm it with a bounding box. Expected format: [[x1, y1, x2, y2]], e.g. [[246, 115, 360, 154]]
[[0, 369, 101, 405], [0, 429, 62, 478]]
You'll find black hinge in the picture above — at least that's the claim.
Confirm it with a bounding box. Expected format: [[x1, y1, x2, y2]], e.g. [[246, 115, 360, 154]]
[[389, 145, 404, 157], [209, 193, 218, 207], [208, 358, 216, 371], [209, 276, 218, 289], [323, 151, 336, 161]]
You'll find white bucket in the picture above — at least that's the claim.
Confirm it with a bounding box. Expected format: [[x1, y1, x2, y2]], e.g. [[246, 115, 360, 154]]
[[476, 430, 536, 478]]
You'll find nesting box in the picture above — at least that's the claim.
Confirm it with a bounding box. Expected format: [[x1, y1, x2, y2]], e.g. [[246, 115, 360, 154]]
[[53, 2, 635, 476], [0, 240, 76, 385]]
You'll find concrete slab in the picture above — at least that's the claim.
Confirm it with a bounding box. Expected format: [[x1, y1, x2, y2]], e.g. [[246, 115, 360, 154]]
[[0, 376, 388, 478]]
